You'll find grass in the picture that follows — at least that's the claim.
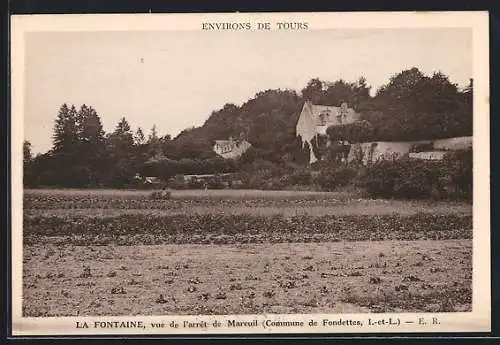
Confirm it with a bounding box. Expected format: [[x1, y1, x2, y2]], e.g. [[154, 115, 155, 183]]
[[24, 189, 471, 216], [25, 188, 351, 200], [24, 203, 472, 218]]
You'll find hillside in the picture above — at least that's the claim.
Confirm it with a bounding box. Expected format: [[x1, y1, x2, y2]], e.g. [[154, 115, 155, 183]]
[[169, 68, 472, 166], [169, 89, 304, 163], [24, 67, 472, 189]]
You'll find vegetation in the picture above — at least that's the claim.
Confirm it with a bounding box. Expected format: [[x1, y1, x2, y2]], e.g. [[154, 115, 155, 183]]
[[24, 68, 472, 201], [24, 212, 471, 246], [22, 67, 473, 318], [22, 188, 472, 316], [362, 148, 472, 200]]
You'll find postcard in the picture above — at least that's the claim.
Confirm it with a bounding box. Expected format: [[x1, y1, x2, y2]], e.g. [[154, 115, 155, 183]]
[[10, 11, 490, 335]]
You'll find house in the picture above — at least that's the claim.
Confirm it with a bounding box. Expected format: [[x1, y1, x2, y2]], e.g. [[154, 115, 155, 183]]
[[296, 100, 360, 163], [213, 136, 252, 159]]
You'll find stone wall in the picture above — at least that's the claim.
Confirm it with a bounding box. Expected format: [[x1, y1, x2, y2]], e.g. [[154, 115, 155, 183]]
[[346, 136, 472, 165]]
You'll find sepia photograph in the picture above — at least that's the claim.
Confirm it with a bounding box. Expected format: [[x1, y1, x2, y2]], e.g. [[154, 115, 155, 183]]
[[11, 12, 490, 335]]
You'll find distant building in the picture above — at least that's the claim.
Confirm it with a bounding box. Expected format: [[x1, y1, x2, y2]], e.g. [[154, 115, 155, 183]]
[[134, 174, 161, 185], [145, 176, 161, 184], [296, 101, 360, 163], [346, 137, 472, 165], [182, 173, 232, 183], [213, 135, 252, 159], [409, 151, 447, 161]]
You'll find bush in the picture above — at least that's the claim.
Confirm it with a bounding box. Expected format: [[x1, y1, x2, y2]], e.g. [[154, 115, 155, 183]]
[[187, 179, 206, 189], [411, 142, 434, 152], [443, 148, 472, 200], [363, 152, 472, 200], [363, 159, 442, 199], [206, 175, 225, 189], [287, 170, 313, 186], [314, 167, 358, 191], [150, 189, 172, 200]]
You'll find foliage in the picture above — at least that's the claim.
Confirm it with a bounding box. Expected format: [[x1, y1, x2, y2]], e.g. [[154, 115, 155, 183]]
[[360, 69, 472, 141], [24, 213, 471, 245], [26, 68, 472, 190], [103, 117, 137, 187], [310, 135, 329, 161], [287, 170, 313, 186], [314, 167, 358, 191], [23, 141, 37, 187], [301, 77, 371, 110], [363, 150, 472, 200], [443, 148, 473, 199], [150, 189, 172, 200], [326, 120, 375, 144]]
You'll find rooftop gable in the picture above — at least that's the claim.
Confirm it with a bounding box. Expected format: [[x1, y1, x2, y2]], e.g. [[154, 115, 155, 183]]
[[304, 101, 359, 126]]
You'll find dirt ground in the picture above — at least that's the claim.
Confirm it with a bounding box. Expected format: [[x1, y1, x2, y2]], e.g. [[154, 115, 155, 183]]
[[23, 239, 472, 317]]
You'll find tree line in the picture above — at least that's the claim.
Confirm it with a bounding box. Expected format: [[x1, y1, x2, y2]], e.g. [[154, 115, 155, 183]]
[[23, 67, 472, 188]]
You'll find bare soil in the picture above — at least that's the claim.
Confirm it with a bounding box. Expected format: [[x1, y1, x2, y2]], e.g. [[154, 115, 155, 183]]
[[23, 240, 471, 317]]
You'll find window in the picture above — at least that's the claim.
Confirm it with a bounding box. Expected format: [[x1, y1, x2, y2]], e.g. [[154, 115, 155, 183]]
[[319, 110, 330, 125]]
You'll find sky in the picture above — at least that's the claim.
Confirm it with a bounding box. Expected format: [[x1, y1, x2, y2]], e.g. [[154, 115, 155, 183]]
[[24, 28, 472, 154]]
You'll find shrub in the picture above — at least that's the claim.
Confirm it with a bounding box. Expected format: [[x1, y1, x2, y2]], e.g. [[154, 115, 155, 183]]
[[392, 160, 444, 199], [206, 175, 225, 189], [314, 167, 358, 191], [150, 189, 172, 200], [363, 152, 471, 200], [411, 142, 434, 153], [443, 148, 472, 200], [287, 170, 313, 186], [167, 177, 188, 190], [187, 179, 206, 189]]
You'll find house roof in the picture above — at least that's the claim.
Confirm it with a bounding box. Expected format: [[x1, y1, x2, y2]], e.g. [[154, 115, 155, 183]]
[[214, 139, 251, 148], [304, 101, 359, 126]]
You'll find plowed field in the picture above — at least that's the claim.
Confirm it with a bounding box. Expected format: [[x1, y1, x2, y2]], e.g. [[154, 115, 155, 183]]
[[22, 189, 472, 316]]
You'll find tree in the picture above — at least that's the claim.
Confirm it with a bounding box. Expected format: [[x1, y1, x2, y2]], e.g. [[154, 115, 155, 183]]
[[23, 140, 36, 187], [23, 140, 32, 167], [350, 120, 374, 143], [112, 117, 134, 146], [464, 78, 473, 96], [148, 124, 158, 142], [134, 127, 146, 146], [310, 134, 329, 162], [76, 105, 105, 149], [52, 103, 78, 154], [51, 104, 81, 186], [322, 78, 371, 109], [73, 104, 106, 186], [376, 67, 425, 98], [147, 124, 164, 158], [301, 78, 324, 103], [104, 117, 136, 186], [362, 68, 472, 141]]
